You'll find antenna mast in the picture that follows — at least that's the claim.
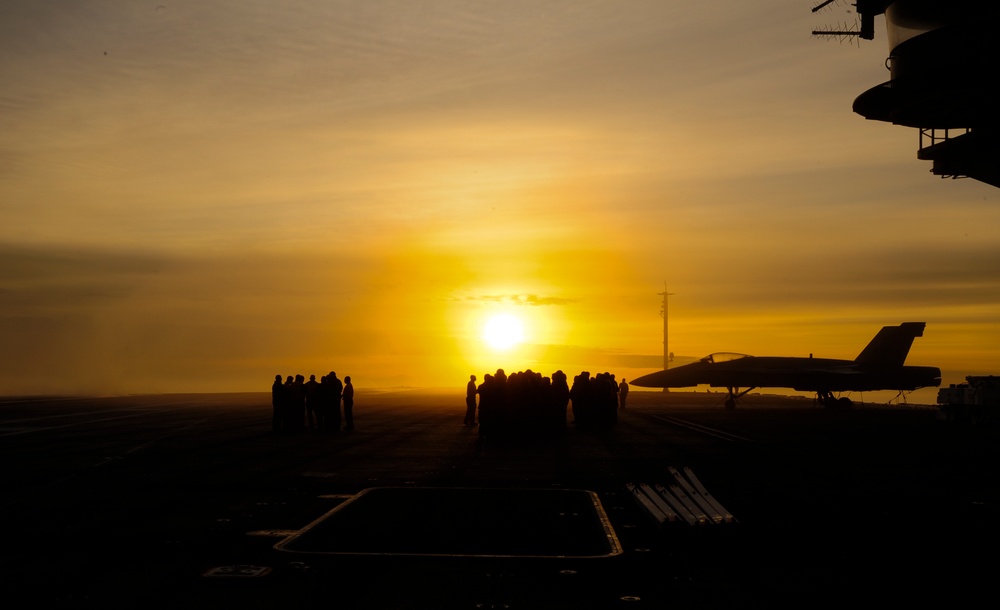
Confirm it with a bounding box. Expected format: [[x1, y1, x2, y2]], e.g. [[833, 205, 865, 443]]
[[657, 283, 675, 372], [810, 0, 878, 41]]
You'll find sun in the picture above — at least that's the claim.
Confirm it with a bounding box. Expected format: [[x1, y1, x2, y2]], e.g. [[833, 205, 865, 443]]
[[483, 314, 524, 350]]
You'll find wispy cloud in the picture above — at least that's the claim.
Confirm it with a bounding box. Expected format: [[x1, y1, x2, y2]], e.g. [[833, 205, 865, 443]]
[[465, 294, 577, 306]]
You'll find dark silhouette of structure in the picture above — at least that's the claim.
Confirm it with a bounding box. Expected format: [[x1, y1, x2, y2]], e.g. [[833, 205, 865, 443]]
[[631, 322, 941, 409], [813, 1, 1000, 186]]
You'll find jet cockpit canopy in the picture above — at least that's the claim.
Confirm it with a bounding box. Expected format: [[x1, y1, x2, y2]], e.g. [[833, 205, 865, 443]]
[[699, 352, 752, 364]]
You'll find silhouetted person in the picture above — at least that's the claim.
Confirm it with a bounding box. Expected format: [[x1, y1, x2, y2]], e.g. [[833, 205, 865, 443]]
[[326, 371, 343, 431], [477, 373, 494, 438], [289, 374, 306, 430], [465, 374, 478, 426], [318, 374, 335, 431], [570, 371, 590, 427], [619, 378, 629, 410], [283, 375, 294, 429], [493, 368, 509, 437], [342, 375, 355, 431], [304, 374, 320, 428], [552, 369, 570, 429], [599, 372, 618, 427], [271, 374, 285, 432]]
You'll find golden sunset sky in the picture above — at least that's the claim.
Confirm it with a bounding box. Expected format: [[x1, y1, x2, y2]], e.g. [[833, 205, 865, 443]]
[[1, 1, 998, 396]]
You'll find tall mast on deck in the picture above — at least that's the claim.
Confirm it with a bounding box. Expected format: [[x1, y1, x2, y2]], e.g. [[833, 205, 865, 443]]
[[658, 283, 675, 372]]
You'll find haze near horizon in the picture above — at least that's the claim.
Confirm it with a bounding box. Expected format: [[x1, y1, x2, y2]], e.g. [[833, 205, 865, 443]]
[[1, 1, 997, 396]]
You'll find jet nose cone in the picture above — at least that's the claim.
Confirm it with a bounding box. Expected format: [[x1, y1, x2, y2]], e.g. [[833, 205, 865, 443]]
[[631, 369, 674, 387]]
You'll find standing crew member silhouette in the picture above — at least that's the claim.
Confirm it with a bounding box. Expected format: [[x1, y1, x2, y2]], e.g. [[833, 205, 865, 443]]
[[619, 378, 629, 410], [327, 371, 344, 431], [304, 374, 320, 428], [464, 374, 478, 426], [283, 375, 295, 430], [271, 374, 285, 432], [342, 376, 355, 430], [290, 375, 306, 430]]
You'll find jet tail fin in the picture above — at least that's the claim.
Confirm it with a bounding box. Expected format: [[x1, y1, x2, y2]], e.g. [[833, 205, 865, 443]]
[[854, 322, 926, 367]]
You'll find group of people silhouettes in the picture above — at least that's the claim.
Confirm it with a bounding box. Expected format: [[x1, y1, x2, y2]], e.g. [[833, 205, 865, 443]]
[[271, 372, 354, 433], [465, 369, 630, 442]]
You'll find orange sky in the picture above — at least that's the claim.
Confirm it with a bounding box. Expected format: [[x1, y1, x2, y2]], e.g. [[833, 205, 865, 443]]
[[1, 1, 998, 396]]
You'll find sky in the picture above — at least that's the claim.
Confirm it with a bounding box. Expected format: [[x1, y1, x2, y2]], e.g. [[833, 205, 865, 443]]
[[1, 1, 998, 396]]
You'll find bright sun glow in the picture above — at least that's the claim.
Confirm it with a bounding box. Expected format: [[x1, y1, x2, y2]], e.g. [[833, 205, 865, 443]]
[[483, 314, 524, 350]]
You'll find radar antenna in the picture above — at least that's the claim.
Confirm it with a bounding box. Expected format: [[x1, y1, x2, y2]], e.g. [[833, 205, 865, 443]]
[[810, 0, 879, 42], [811, 0, 840, 12]]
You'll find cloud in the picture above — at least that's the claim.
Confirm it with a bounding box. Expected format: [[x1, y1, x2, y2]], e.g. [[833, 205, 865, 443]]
[[519, 343, 672, 371], [464, 293, 577, 306], [0, 244, 170, 312]]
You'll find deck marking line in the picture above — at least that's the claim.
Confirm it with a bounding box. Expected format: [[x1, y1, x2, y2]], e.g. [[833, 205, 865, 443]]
[[626, 483, 669, 525], [683, 466, 737, 524], [668, 466, 723, 524], [635, 483, 679, 523], [645, 413, 753, 442], [651, 484, 698, 526]]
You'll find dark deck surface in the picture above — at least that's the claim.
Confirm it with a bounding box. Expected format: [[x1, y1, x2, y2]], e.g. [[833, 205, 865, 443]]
[[280, 487, 619, 557], [1, 390, 997, 608]]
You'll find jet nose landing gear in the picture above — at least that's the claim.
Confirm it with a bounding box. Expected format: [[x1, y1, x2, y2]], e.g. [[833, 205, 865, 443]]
[[818, 391, 853, 410], [724, 387, 756, 410]]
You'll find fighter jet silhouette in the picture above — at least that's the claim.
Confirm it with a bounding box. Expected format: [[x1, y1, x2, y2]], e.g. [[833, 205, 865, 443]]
[[631, 322, 941, 409]]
